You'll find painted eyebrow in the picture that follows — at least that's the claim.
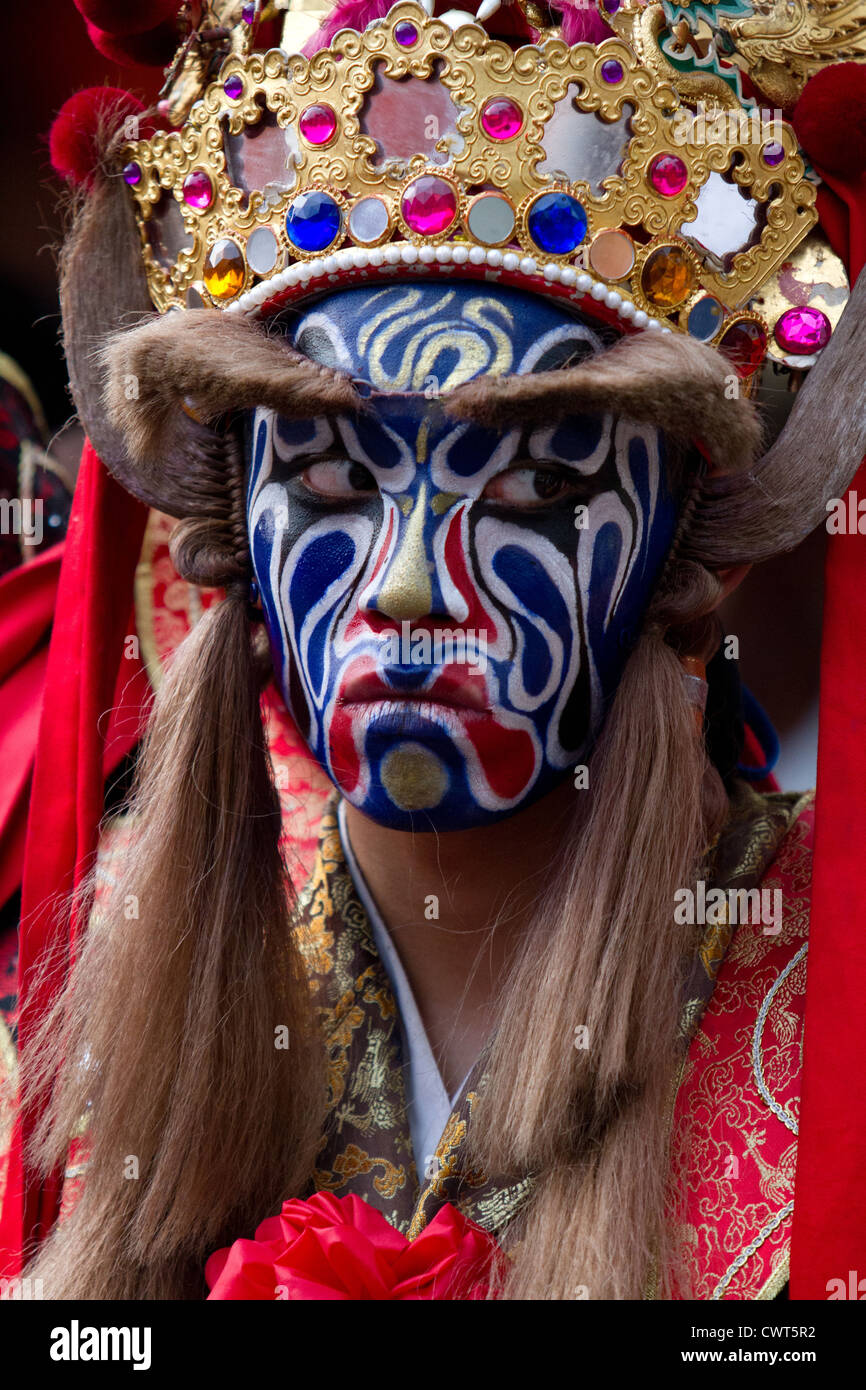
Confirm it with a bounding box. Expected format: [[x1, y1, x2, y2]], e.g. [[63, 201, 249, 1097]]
[[442, 330, 762, 476]]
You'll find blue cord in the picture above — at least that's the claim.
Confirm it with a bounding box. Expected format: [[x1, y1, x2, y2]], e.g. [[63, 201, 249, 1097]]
[[737, 684, 781, 782]]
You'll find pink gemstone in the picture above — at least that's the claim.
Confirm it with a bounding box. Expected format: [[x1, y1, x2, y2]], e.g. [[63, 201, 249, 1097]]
[[182, 170, 213, 210], [480, 97, 523, 141], [649, 153, 688, 198], [774, 306, 831, 354], [401, 175, 458, 236], [299, 103, 337, 146]]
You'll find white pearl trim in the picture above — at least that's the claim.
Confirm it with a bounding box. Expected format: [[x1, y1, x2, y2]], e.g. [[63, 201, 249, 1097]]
[[225, 238, 668, 332]]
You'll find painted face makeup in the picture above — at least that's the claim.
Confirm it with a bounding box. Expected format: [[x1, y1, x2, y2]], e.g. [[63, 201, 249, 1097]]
[[247, 284, 679, 831]]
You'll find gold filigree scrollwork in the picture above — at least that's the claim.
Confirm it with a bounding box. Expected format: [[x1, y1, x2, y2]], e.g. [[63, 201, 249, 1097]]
[[721, 0, 866, 108], [123, 0, 820, 331]]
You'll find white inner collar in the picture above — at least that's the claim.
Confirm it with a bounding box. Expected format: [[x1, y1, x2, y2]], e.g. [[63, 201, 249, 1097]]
[[337, 798, 471, 1177]]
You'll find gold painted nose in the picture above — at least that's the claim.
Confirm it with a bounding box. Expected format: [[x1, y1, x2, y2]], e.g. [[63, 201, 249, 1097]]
[[375, 483, 433, 621]]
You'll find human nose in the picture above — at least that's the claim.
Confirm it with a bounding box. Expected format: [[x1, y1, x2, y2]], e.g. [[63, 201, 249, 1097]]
[[362, 482, 434, 622], [361, 482, 471, 625]]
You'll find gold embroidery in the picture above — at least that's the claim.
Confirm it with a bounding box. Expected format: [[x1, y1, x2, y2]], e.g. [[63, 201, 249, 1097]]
[[666, 794, 813, 1300], [699, 917, 732, 979], [315, 1143, 410, 1201], [300, 799, 420, 1230]]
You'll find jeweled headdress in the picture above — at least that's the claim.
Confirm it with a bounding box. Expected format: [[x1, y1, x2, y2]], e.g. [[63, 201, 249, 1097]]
[[118, 0, 859, 385]]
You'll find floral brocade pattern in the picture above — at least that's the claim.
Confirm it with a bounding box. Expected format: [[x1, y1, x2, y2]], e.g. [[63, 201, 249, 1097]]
[[295, 805, 418, 1230], [667, 793, 814, 1300]]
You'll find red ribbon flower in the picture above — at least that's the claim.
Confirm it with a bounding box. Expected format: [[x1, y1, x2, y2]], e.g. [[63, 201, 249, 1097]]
[[205, 1192, 500, 1301]]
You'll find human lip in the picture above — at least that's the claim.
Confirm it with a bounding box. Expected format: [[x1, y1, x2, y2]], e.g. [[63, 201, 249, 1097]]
[[340, 669, 489, 712]]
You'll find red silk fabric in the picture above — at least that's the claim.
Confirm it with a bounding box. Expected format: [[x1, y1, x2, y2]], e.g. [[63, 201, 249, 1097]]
[[0, 549, 61, 908], [791, 476, 866, 1297], [0, 443, 147, 1276], [790, 170, 866, 1297]]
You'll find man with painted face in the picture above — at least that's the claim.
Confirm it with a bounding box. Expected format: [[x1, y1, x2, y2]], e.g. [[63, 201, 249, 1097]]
[[246, 281, 682, 1145], [7, 0, 866, 1305]]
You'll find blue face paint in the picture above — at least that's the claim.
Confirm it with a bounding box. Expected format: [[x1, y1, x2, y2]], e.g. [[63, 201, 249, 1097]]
[[246, 283, 679, 831]]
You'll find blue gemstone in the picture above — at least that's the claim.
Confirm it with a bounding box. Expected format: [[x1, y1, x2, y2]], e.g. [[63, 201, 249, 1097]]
[[687, 296, 725, 341], [527, 193, 588, 255], [286, 192, 341, 253]]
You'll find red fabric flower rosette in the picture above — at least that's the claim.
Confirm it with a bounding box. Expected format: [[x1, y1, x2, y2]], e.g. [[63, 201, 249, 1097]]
[[205, 1193, 500, 1301]]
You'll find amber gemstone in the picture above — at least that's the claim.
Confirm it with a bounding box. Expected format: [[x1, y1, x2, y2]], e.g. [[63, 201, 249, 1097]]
[[203, 238, 245, 300], [640, 244, 695, 309]]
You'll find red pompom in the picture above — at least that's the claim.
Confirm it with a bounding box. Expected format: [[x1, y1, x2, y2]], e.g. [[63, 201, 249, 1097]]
[[73, 0, 179, 37], [49, 87, 145, 190], [85, 17, 179, 66], [793, 63, 866, 177]]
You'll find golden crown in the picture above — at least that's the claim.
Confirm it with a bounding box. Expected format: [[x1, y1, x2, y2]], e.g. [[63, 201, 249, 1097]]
[[121, 0, 851, 379]]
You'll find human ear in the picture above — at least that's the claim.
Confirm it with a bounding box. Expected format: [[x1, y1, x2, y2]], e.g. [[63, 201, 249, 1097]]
[[713, 563, 752, 605]]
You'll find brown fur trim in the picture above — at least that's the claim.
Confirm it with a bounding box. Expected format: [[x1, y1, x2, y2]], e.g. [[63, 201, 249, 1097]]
[[59, 164, 154, 480], [101, 309, 359, 518], [443, 330, 763, 476]]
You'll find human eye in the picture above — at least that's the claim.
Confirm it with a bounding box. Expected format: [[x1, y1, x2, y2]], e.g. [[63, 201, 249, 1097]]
[[295, 457, 378, 501], [481, 464, 585, 509]]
